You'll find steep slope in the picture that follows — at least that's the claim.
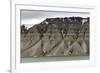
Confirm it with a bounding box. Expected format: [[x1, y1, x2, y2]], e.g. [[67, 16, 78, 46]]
[[21, 17, 89, 57]]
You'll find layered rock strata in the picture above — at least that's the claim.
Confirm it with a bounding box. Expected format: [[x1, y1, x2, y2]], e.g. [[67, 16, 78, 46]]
[[21, 17, 89, 57]]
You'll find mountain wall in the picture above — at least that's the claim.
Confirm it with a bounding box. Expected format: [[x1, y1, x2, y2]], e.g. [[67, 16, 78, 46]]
[[21, 17, 89, 57]]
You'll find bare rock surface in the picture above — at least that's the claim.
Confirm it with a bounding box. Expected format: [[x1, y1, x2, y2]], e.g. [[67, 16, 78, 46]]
[[21, 17, 89, 57]]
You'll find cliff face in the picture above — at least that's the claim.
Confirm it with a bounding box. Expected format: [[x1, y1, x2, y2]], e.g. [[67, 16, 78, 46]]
[[21, 17, 89, 57]]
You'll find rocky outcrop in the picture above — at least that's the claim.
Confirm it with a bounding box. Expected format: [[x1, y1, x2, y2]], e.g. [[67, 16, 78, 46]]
[[21, 17, 89, 57]]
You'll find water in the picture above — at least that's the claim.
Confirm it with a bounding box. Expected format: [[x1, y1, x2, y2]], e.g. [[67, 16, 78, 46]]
[[21, 56, 89, 63]]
